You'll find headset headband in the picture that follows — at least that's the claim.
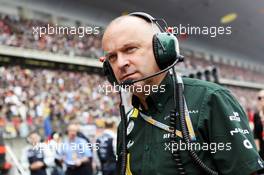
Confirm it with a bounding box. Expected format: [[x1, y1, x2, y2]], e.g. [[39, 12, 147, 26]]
[[128, 12, 156, 22]]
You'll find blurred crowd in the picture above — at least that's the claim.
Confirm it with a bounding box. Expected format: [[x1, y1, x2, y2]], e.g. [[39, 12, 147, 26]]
[[0, 12, 264, 84], [0, 13, 103, 58], [227, 86, 259, 112], [20, 121, 117, 175], [182, 56, 264, 83], [0, 66, 119, 139], [0, 65, 261, 140]]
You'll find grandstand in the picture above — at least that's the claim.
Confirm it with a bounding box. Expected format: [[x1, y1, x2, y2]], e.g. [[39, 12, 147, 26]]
[[0, 0, 263, 174]]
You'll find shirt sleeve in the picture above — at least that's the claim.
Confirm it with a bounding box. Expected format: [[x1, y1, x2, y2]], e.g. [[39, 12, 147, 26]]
[[200, 89, 264, 175]]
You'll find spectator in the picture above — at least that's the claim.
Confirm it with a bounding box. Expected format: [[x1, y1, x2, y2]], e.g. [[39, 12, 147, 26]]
[[49, 132, 65, 175], [59, 123, 92, 175], [254, 89, 264, 158], [96, 119, 117, 175], [21, 131, 54, 175], [75, 122, 93, 175]]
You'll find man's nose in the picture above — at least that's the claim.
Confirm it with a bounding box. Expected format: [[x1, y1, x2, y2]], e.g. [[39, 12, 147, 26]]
[[117, 53, 130, 70]]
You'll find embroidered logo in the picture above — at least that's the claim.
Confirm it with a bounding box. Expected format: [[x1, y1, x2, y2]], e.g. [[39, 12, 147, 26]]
[[127, 121, 134, 135], [127, 140, 134, 149]]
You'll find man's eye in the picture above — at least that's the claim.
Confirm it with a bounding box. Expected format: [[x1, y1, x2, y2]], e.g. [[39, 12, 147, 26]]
[[125, 47, 137, 53], [108, 54, 117, 62]]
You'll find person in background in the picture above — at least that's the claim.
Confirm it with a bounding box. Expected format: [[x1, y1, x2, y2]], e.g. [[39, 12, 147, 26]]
[[49, 132, 65, 175], [254, 90, 264, 164], [75, 122, 93, 175], [96, 119, 117, 175], [21, 131, 54, 175], [59, 123, 92, 175]]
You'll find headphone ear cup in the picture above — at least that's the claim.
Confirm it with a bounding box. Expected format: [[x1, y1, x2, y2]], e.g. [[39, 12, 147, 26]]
[[152, 34, 161, 69], [103, 60, 118, 85], [152, 33, 178, 70]]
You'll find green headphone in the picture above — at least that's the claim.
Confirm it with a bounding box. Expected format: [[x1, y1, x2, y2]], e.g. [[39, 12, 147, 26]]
[[103, 12, 181, 84]]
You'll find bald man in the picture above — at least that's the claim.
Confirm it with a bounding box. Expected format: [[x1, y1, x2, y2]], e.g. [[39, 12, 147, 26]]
[[102, 12, 264, 175], [103, 14, 163, 107], [60, 123, 93, 175]]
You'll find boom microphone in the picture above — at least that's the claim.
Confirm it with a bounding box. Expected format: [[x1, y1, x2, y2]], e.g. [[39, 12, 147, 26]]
[[121, 55, 184, 86]]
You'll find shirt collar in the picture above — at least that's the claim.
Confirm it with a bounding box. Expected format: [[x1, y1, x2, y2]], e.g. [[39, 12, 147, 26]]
[[132, 73, 174, 113]]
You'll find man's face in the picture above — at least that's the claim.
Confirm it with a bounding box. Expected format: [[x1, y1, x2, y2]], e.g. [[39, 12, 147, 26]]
[[67, 124, 78, 140], [102, 17, 161, 89], [29, 133, 41, 146]]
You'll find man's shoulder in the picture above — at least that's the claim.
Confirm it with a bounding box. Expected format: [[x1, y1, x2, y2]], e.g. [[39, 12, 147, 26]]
[[63, 137, 86, 144], [76, 136, 87, 143], [182, 77, 227, 94]]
